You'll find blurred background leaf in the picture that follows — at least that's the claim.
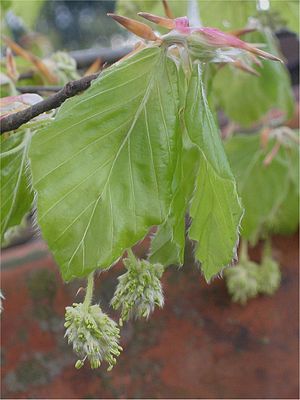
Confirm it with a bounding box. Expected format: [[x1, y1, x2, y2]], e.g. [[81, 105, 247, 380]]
[[212, 27, 294, 127], [225, 131, 299, 244]]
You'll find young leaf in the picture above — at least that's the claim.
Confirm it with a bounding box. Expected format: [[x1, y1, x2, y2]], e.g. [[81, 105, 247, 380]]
[[29, 47, 180, 281], [0, 129, 33, 242], [225, 133, 299, 243], [149, 128, 199, 266], [213, 27, 294, 127], [184, 65, 243, 281], [149, 68, 199, 267]]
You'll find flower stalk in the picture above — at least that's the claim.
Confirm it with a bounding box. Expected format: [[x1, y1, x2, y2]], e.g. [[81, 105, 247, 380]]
[[64, 272, 122, 371], [83, 272, 94, 310]]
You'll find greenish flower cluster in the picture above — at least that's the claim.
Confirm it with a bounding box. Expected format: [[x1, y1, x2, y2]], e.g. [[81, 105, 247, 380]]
[[257, 256, 281, 295], [47, 51, 79, 84], [225, 240, 281, 305], [64, 302, 122, 371], [111, 251, 164, 324], [225, 260, 259, 305]]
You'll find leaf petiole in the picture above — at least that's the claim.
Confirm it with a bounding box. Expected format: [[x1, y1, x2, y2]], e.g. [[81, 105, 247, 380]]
[[83, 272, 94, 310]]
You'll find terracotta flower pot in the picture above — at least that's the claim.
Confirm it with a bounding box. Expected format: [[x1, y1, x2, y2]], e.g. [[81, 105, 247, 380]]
[[1, 232, 299, 399]]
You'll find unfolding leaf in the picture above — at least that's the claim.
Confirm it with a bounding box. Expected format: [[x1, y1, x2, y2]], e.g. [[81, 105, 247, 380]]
[[225, 132, 299, 243], [149, 127, 199, 266], [184, 65, 243, 281], [213, 27, 294, 127], [0, 129, 33, 243], [30, 47, 180, 281], [149, 68, 199, 266]]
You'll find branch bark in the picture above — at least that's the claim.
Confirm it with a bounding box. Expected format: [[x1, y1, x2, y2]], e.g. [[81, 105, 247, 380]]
[[0, 73, 99, 134]]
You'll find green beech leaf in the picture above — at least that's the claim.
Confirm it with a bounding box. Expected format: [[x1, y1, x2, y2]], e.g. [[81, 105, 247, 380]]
[[184, 65, 243, 281], [149, 127, 199, 266], [149, 69, 199, 267], [213, 27, 294, 127], [0, 129, 33, 243], [225, 133, 299, 243], [29, 47, 180, 281]]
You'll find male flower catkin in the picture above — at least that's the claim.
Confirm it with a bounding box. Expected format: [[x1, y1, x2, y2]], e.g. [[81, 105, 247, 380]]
[[257, 243, 281, 295], [111, 250, 164, 324], [225, 261, 259, 305], [225, 254, 259, 305], [64, 302, 122, 371]]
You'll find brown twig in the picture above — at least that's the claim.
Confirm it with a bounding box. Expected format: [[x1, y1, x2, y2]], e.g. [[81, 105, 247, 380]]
[[16, 86, 63, 93], [0, 73, 99, 134]]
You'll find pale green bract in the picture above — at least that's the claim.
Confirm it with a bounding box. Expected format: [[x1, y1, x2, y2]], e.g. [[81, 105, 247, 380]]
[[0, 129, 33, 243], [30, 47, 180, 281]]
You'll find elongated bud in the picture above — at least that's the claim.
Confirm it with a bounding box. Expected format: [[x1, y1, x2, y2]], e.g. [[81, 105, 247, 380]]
[[229, 28, 257, 37], [118, 41, 146, 62], [260, 127, 272, 149], [107, 13, 159, 41], [162, 0, 175, 19], [243, 43, 283, 62], [2, 35, 58, 83], [190, 28, 282, 62], [6, 47, 19, 82], [249, 53, 263, 68], [138, 12, 175, 29], [233, 59, 260, 76], [263, 140, 281, 165]]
